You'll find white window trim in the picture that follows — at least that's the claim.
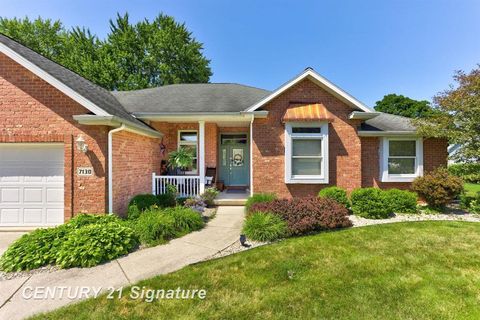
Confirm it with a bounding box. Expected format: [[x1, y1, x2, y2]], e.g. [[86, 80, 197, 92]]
[[380, 137, 423, 182], [285, 122, 329, 184], [177, 130, 198, 175]]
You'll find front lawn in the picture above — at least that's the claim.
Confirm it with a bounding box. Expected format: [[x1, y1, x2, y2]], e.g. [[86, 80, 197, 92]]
[[465, 183, 480, 197], [34, 221, 480, 319]]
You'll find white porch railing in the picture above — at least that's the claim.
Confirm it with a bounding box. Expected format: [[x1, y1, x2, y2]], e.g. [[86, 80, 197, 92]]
[[152, 173, 201, 197]]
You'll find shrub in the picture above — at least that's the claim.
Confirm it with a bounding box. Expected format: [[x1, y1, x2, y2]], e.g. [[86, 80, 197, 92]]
[[460, 194, 475, 209], [0, 214, 136, 272], [412, 168, 464, 209], [129, 194, 159, 212], [67, 213, 123, 228], [127, 204, 142, 220], [56, 223, 138, 268], [250, 197, 351, 236], [201, 187, 219, 207], [156, 192, 176, 208], [384, 189, 418, 214], [128, 190, 177, 219], [132, 210, 177, 246], [318, 186, 350, 208], [245, 193, 277, 214], [184, 197, 207, 213], [350, 188, 391, 219], [176, 197, 189, 206], [242, 212, 287, 242], [469, 199, 480, 214], [448, 163, 480, 183], [461, 192, 480, 214], [163, 206, 204, 234], [0, 226, 69, 272]]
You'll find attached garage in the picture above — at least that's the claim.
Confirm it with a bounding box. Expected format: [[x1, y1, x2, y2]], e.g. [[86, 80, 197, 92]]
[[0, 144, 64, 227]]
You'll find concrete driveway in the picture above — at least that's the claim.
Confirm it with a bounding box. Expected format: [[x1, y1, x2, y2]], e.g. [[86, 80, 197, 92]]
[[0, 232, 25, 256], [0, 206, 245, 320]]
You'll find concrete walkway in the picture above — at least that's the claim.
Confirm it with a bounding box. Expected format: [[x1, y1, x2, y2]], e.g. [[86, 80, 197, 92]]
[[0, 232, 26, 256], [0, 206, 244, 320]]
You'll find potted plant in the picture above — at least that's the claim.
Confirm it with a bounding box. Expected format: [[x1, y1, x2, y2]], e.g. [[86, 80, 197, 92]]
[[168, 147, 194, 175]]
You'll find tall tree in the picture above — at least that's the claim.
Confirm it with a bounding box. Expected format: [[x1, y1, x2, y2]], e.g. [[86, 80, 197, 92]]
[[374, 94, 435, 118], [414, 66, 480, 163], [0, 13, 212, 90], [106, 13, 211, 90], [0, 16, 67, 60], [61, 27, 117, 89]]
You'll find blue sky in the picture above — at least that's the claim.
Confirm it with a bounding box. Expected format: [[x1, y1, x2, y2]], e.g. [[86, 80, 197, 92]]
[[2, 0, 479, 106]]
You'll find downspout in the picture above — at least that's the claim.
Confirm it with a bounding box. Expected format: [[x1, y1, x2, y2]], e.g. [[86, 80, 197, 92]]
[[108, 124, 126, 214], [249, 114, 254, 196]]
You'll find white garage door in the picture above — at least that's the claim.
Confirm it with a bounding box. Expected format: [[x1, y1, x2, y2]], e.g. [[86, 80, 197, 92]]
[[0, 144, 64, 227]]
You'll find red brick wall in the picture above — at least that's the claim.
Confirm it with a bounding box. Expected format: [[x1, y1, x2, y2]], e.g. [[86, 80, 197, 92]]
[[424, 138, 448, 172], [361, 137, 448, 189], [252, 78, 362, 197], [111, 131, 161, 215], [0, 52, 109, 220]]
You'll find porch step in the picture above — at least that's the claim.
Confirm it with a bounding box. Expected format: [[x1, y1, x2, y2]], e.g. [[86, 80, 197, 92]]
[[214, 198, 247, 206]]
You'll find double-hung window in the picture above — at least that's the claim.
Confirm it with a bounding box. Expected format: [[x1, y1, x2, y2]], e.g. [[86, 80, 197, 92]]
[[285, 122, 329, 184], [381, 137, 423, 182], [178, 131, 198, 174]]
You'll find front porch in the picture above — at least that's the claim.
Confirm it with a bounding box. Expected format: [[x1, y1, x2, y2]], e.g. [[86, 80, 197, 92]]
[[214, 190, 249, 206], [150, 118, 254, 201]]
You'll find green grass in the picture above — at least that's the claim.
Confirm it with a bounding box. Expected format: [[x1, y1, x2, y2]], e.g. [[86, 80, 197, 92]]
[[465, 183, 480, 197], [33, 222, 480, 320]]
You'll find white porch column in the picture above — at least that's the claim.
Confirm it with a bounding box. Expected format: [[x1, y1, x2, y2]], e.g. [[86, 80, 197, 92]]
[[198, 120, 205, 194]]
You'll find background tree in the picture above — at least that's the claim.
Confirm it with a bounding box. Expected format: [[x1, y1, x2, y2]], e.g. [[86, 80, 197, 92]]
[[61, 27, 117, 89], [374, 94, 435, 118], [106, 13, 212, 90], [0, 16, 67, 60], [414, 66, 480, 163], [0, 13, 211, 90]]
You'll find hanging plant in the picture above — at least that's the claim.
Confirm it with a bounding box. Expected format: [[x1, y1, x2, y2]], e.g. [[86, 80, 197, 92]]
[[168, 147, 194, 173]]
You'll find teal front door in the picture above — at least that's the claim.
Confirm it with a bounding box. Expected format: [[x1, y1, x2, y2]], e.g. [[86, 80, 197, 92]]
[[219, 134, 249, 186]]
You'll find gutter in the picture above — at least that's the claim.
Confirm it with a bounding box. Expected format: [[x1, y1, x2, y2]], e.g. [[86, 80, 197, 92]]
[[349, 111, 380, 120], [358, 130, 419, 137], [73, 115, 162, 138], [108, 124, 126, 214], [132, 110, 269, 121]]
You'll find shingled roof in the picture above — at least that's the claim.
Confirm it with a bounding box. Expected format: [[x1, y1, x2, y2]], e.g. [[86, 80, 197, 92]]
[[112, 83, 270, 114], [361, 112, 416, 132]]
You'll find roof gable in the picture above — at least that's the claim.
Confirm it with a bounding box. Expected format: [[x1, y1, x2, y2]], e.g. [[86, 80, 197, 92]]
[[0, 33, 152, 132], [246, 68, 373, 113]]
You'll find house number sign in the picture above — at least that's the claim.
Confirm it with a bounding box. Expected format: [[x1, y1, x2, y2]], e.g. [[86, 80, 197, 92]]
[[76, 167, 93, 176]]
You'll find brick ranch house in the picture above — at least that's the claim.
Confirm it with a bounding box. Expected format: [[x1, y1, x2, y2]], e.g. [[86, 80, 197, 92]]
[[0, 34, 447, 227]]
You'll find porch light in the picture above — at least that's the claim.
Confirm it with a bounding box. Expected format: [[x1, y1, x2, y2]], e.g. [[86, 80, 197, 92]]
[[76, 135, 88, 153]]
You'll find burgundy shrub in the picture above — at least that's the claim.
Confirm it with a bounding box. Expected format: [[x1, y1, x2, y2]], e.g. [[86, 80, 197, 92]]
[[249, 197, 352, 236]]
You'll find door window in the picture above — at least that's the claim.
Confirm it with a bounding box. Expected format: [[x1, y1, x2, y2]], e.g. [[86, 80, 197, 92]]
[[232, 148, 244, 167]]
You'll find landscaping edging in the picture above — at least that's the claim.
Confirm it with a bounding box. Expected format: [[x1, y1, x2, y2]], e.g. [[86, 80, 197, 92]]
[[206, 239, 268, 260], [208, 212, 480, 260], [350, 212, 480, 227]]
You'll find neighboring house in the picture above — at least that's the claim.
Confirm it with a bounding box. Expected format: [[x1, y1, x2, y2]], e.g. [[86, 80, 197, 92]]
[[448, 144, 461, 165], [0, 34, 447, 227]]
